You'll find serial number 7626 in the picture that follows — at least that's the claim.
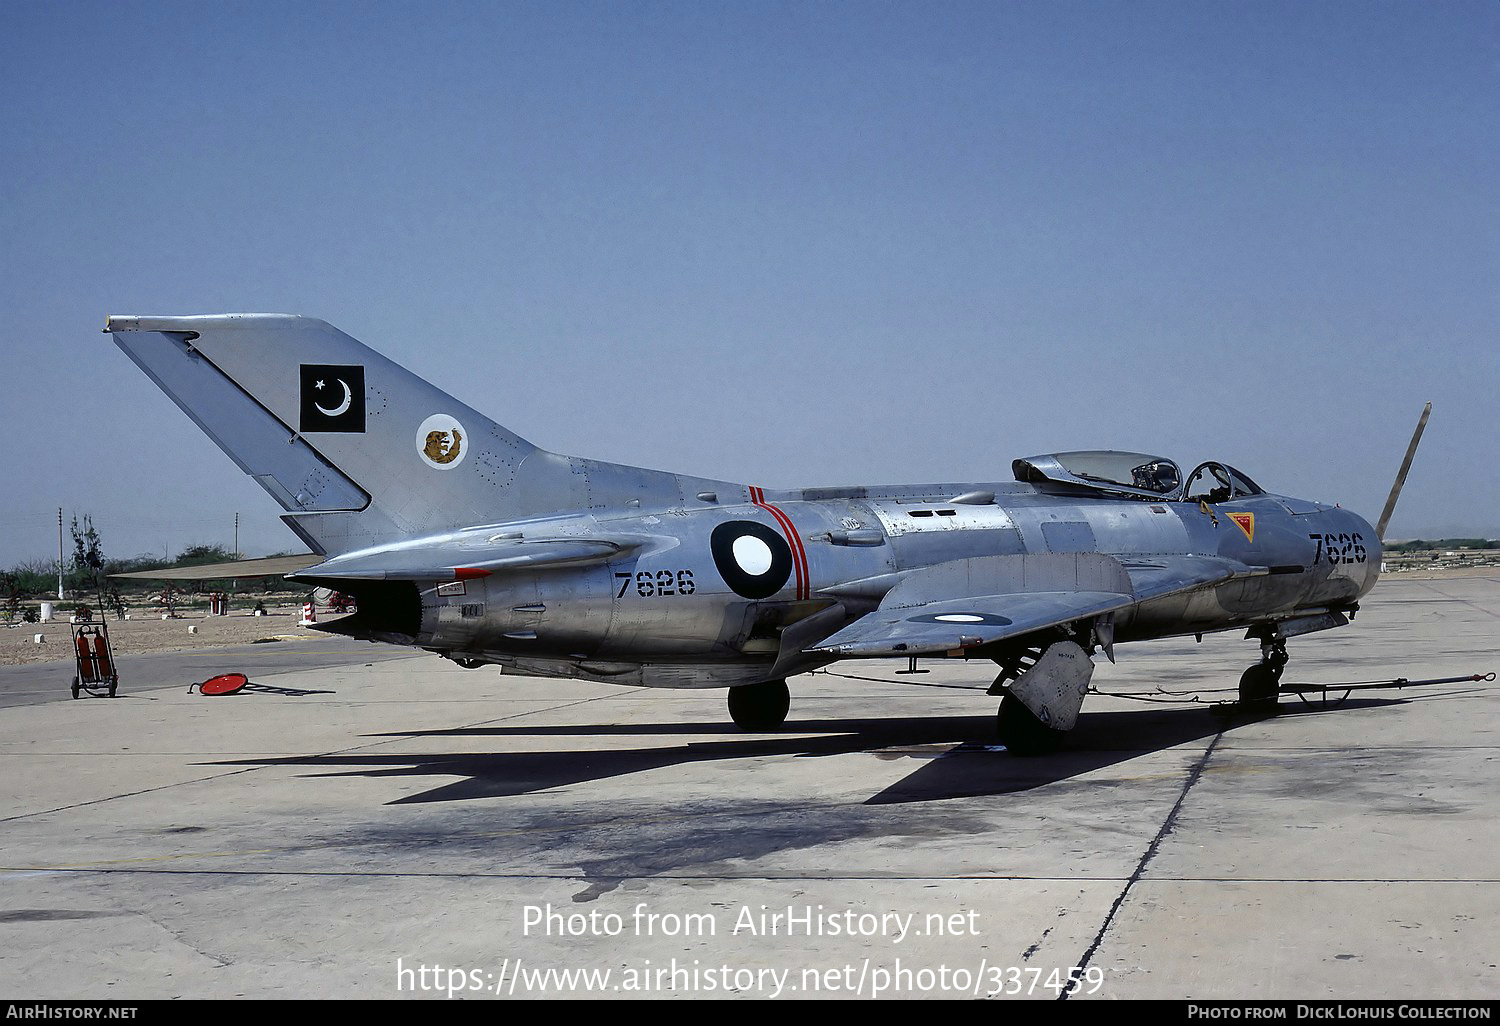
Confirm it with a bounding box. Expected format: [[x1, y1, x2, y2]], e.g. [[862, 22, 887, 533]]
[[616, 570, 696, 598], [1309, 532, 1366, 565]]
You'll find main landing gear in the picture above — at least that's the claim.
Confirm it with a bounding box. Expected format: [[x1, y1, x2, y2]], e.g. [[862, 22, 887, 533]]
[[989, 637, 1096, 756], [996, 694, 1066, 756], [728, 679, 790, 731]]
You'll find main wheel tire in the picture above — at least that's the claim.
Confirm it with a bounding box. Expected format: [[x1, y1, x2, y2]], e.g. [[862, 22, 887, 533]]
[[1239, 664, 1281, 715], [996, 694, 1065, 756], [728, 679, 790, 731]]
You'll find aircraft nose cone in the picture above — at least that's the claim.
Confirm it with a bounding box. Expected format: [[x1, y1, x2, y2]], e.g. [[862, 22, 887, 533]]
[[1351, 511, 1383, 596]]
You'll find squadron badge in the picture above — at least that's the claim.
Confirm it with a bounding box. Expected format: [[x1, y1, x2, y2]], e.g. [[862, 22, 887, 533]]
[[1227, 512, 1255, 543], [416, 413, 467, 470]]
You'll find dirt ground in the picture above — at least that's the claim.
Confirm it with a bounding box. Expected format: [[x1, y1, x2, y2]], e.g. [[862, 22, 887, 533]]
[[1, 602, 328, 667]]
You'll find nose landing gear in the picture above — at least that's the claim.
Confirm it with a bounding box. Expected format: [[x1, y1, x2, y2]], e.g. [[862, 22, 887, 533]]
[[1238, 630, 1289, 714]]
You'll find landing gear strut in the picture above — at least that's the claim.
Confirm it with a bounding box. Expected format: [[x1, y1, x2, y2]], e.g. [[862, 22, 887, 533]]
[[1240, 631, 1288, 714], [728, 679, 790, 731]]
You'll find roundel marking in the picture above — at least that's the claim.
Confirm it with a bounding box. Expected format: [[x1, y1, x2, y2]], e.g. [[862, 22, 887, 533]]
[[906, 611, 1013, 626], [731, 534, 775, 576], [712, 520, 793, 600], [416, 413, 467, 470]]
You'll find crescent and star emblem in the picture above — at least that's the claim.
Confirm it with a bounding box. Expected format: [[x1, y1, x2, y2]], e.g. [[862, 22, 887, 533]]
[[298, 365, 365, 433], [314, 378, 354, 418]]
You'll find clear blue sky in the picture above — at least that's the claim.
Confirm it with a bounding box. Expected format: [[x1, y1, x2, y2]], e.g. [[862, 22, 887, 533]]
[[2, 0, 1496, 566]]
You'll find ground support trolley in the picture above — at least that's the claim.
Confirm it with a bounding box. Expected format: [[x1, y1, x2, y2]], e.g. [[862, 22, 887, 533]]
[[69, 618, 118, 698]]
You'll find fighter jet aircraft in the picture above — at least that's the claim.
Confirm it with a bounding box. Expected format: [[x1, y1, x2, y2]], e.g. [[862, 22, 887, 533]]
[[107, 314, 1419, 753]]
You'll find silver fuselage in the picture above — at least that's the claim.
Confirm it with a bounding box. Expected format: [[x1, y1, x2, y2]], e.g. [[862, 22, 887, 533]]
[[386, 482, 1378, 688]]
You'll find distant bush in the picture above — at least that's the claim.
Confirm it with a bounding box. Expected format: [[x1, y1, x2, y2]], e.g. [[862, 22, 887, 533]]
[[2, 572, 19, 626], [1386, 538, 1499, 553], [4, 541, 304, 599], [175, 543, 238, 565], [10, 559, 59, 597]]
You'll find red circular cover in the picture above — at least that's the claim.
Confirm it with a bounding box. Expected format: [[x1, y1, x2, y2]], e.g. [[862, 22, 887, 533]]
[[198, 673, 248, 696]]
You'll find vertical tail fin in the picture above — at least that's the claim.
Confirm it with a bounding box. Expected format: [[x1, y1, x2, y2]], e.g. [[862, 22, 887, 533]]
[[107, 314, 552, 556], [108, 314, 738, 557]]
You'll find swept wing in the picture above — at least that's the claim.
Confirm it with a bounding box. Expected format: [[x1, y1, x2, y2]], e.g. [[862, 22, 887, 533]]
[[808, 552, 1263, 657]]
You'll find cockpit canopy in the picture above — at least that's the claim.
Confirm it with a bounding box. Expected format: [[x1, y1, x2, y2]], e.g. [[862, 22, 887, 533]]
[[1013, 450, 1264, 503]]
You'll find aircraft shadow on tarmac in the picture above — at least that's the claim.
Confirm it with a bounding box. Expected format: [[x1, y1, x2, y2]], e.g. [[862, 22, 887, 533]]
[[208, 697, 1412, 806]]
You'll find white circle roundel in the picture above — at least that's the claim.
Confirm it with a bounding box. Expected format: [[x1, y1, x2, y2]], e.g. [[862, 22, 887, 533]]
[[732, 535, 775, 576], [933, 613, 986, 623], [416, 414, 467, 470]]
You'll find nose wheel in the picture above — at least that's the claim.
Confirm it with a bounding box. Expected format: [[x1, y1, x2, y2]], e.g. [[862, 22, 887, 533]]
[[728, 679, 789, 731]]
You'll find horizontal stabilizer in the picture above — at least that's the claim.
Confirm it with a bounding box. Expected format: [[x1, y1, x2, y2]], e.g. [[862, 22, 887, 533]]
[[111, 554, 322, 581], [291, 533, 655, 583]]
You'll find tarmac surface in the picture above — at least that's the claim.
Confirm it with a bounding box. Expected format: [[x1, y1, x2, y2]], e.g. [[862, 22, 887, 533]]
[[2, 574, 1496, 1000]]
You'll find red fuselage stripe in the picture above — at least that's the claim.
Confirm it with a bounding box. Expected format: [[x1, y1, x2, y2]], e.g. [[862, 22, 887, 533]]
[[750, 486, 809, 600]]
